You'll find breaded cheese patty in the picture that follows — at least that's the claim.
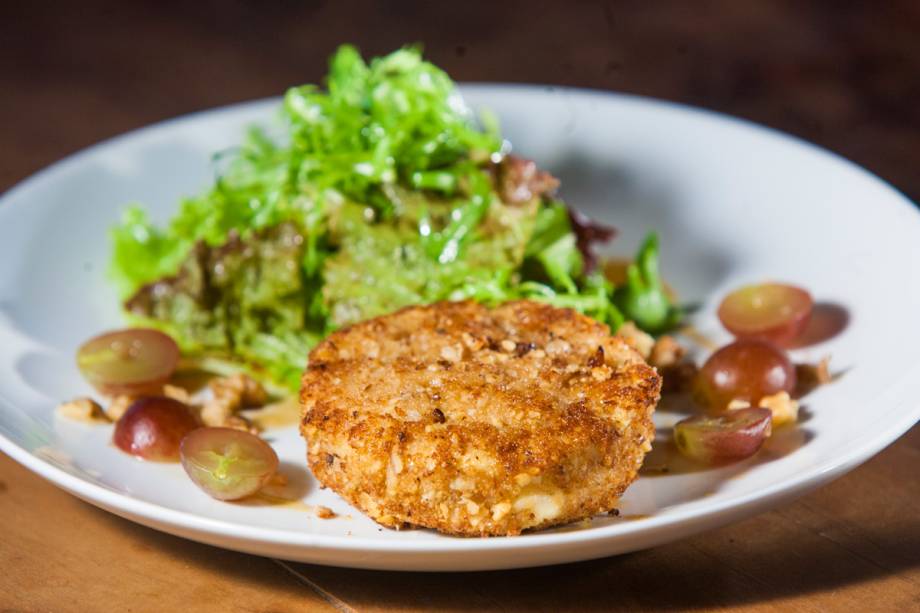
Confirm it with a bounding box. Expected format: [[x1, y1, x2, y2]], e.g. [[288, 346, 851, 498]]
[[300, 300, 661, 536]]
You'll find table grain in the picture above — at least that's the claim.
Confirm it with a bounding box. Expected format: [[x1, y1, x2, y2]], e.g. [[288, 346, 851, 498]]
[[2, 1, 918, 611]]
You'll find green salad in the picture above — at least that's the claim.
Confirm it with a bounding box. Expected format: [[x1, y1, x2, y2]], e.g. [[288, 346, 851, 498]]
[[111, 45, 678, 391]]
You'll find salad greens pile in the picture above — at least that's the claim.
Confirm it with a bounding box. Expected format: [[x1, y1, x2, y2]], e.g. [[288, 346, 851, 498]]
[[111, 44, 676, 391]]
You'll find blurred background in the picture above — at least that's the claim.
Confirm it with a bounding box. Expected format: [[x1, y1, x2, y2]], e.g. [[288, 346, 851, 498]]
[[2, 0, 919, 203]]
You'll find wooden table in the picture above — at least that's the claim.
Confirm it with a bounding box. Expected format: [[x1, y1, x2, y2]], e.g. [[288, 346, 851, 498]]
[[2, 2, 918, 610]]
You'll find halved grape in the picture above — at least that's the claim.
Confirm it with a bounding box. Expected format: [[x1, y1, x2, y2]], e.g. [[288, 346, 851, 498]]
[[674, 407, 772, 464], [180, 428, 278, 501], [77, 328, 179, 395], [718, 283, 813, 345], [113, 397, 198, 462], [694, 339, 796, 411]]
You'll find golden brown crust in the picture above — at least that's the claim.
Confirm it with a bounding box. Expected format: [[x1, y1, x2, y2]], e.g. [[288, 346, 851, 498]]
[[300, 300, 661, 536]]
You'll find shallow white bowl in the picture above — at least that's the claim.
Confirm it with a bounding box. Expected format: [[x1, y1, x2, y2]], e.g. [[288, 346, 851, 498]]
[[1, 85, 919, 571]]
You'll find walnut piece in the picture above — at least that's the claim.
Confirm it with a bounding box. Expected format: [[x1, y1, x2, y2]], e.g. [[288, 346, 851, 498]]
[[201, 373, 268, 428], [759, 391, 800, 427], [162, 384, 191, 404], [315, 505, 336, 519], [728, 391, 799, 429], [103, 384, 190, 423], [57, 398, 109, 423], [224, 415, 259, 434], [795, 355, 834, 396], [105, 395, 135, 421], [726, 398, 752, 411]]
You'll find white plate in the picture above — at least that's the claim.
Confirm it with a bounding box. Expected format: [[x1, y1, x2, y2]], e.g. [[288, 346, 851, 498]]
[[1, 86, 919, 571]]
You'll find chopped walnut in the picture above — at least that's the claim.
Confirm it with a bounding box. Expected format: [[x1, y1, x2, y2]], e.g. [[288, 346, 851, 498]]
[[201, 373, 268, 428], [103, 384, 191, 423], [649, 335, 686, 369], [224, 415, 259, 434], [105, 395, 136, 421], [796, 355, 834, 396], [616, 321, 654, 360], [315, 505, 336, 519], [659, 362, 699, 394], [162, 384, 191, 404], [645, 335, 692, 394], [759, 391, 800, 428], [57, 397, 109, 423], [728, 391, 799, 429], [814, 356, 833, 384]]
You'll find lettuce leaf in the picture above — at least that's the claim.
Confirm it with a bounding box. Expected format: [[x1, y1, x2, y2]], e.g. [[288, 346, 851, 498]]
[[124, 222, 321, 389], [109, 44, 675, 392]]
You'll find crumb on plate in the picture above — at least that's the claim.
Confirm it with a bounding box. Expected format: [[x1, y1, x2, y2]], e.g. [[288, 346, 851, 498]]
[[315, 505, 336, 519]]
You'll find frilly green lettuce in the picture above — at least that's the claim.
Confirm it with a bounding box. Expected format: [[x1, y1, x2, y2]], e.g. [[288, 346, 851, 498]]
[[111, 45, 672, 391]]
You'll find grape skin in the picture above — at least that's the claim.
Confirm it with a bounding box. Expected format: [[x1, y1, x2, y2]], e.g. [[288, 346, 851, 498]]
[[694, 339, 796, 411], [180, 428, 279, 501], [718, 283, 813, 346], [113, 397, 198, 462], [674, 407, 773, 464], [77, 328, 179, 395]]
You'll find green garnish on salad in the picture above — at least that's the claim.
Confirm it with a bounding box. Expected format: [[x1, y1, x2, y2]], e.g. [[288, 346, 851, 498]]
[[614, 233, 683, 333], [111, 44, 677, 391]]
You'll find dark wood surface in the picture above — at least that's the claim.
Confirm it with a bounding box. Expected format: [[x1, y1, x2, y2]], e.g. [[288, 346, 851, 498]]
[[2, 2, 919, 611]]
